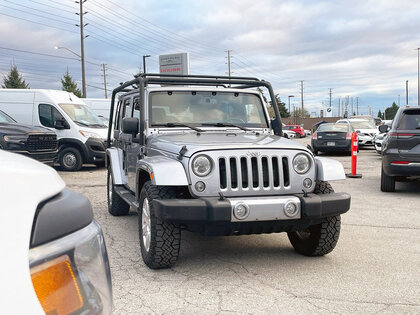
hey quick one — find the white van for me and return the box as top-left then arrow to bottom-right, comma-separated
0,89 -> 108,171
81,98 -> 111,119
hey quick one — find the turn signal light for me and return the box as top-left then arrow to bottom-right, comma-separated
312,132 -> 317,139
31,255 -> 84,315
346,132 -> 352,140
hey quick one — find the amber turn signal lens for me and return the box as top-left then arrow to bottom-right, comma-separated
31,255 -> 83,315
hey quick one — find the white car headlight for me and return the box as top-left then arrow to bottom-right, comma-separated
192,155 -> 212,177
293,153 -> 311,174
79,130 -> 101,138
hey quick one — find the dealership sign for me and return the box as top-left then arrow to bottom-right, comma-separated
159,53 -> 189,75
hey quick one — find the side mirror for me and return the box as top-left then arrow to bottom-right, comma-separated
54,119 -> 65,130
271,118 -> 282,136
122,117 -> 139,135
378,124 -> 388,133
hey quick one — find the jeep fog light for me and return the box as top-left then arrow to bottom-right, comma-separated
195,181 -> 206,192
233,203 -> 249,220
303,178 -> 312,188
284,201 -> 299,217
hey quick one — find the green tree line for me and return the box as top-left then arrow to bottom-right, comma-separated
2,65 -> 82,97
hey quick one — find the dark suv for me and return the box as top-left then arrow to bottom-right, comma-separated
380,106 -> 420,192
0,110 -> 58,164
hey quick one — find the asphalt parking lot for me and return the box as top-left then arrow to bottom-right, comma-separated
59,138 -> 420,314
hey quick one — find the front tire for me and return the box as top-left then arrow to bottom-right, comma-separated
381,166 -> 395,192
287,180 -> 341,256
139,182 -> 181,269
59,147 -> 82,171
107,166 -> 129,216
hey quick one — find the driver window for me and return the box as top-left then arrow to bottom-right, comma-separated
39,104 -> 65,128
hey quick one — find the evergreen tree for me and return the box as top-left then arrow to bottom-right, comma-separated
384,102 -> 399,120
2,65 -> 29,88
267,94 -> 290,118
377,110 -> 383,119
61,69 -> 82,97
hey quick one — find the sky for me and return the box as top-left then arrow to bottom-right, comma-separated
0,0 -> 420,117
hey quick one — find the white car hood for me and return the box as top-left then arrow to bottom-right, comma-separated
356,128 -> 379,135
0,150 -> 65,314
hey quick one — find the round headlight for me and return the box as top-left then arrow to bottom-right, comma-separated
293,154 -> 311,174
192,155 -> 212,177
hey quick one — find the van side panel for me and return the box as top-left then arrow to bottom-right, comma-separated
0,90 -> 35,124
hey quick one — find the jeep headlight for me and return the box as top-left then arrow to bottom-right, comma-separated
293,153 -> 311,174
192,155 -> 212,177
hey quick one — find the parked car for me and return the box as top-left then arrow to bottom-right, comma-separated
352,115 -> 378,126
304,129 -> 312,136
0,109 -> 57,164
0,89 -> 108,171
0,150 -> 112,314
374,133 -> 386,154
337,118 -> 378,146
106,74 -> 351,269
380,106 -> 420,192
283,129 -> 296,138
283,124 -> 306,137
312,123 -> 355,155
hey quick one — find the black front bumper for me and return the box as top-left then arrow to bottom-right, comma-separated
85,138 -> 106,164
153,192 -> 351,235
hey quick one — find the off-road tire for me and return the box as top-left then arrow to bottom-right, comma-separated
139,182 -> 181,269
381,166 -> 395,192
107,166 -> 129,216
59,147 -> 82,171
287,180 -> 341,256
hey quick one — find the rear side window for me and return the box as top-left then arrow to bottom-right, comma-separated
398,109 -> 420,130
39,104 -> 64,128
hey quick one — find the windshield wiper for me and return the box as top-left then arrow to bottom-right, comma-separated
202,122 -> 250,131
73,120 -> 89,127
156,123 -> 204,132
89,123 -> 107,128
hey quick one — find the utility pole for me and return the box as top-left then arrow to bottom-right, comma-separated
406,80 -> 409,105
338,98 -> 341,117
226,50 -> 232,78
300,80 -> 304,115
356,97 -> 359,115
417,48 -> 420,105
288,95 -> 294,115
101,64 -> 108,99
76,0 -> 88,98
328,88 -> 332,108
345,96 -> 349,118
398,94 -> 400,106
351,97 -> 354,116
143,55 -> 151,74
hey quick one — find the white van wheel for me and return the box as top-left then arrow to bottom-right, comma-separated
59,147 -> 82,171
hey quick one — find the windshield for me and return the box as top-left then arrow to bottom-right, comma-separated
59,103 -> 106,127
318,124 -> 349,132
349,120 -> 376,129
149,91 -> 268,128
0,110 -> 16,123
398,109 -> 420,130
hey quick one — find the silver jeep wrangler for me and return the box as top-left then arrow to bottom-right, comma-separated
106,74 -> 351,269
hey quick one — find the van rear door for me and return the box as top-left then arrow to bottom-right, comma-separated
396,108 -> 420,159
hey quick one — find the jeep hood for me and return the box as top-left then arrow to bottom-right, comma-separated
147,132 -> 310,157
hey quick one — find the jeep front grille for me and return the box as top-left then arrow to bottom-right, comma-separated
218,155 -> 290,191
26,134 -> 58,152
